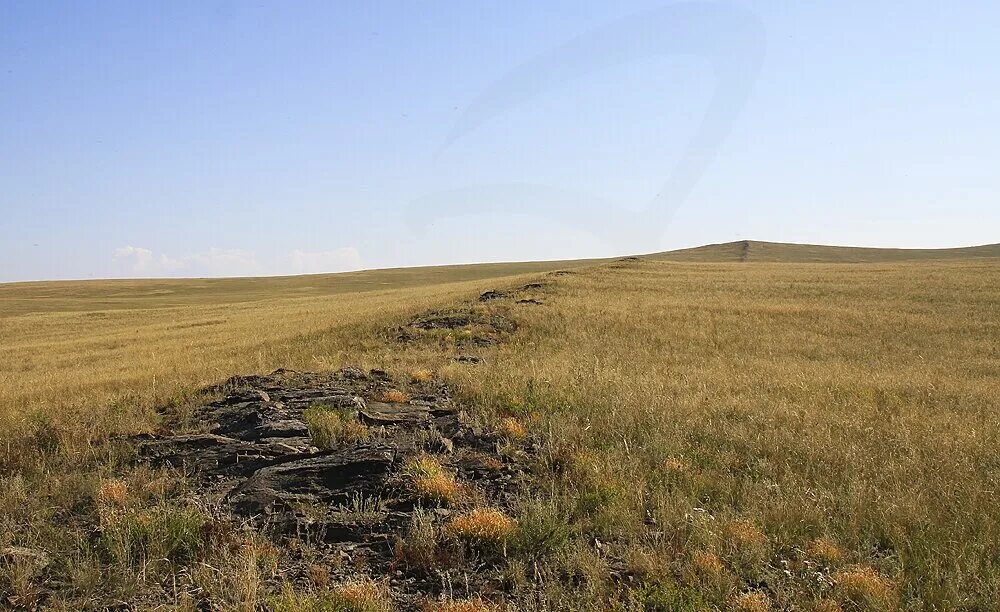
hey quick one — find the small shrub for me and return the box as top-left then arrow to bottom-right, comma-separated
446,508 -> 516,544
691,550 -> 723,577
97,479 -> 129,508
101,505 -> 208,568
496,417 -> 527,440
377,389 -> 410,403
308,564 -> 331,588
332,578 -> 392,612
271,579 -> 391,612
395,509 -> 440,572
410,369 -> 435,383
511,500 -> 570,559
807,536 -> 845,566
405,455 -> 460,504
732,590 -> 771,612
335,492 -> 387,524
421,598 -> 494,612
304,404 -> 369,449
833,566 -> 896,609
723,519 -> 768,549
636,582 -> 707,611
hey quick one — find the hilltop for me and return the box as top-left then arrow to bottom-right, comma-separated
651,239 -> 1000,263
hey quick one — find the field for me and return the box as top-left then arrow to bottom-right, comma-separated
1,242 -> 998,610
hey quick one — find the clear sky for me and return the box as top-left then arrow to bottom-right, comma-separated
2,1 -> 998,281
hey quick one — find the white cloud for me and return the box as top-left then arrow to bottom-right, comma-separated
112,246 -> 363,278
287,248 -> 363,274
113,245 -> 156,273
113,246 -> 260,277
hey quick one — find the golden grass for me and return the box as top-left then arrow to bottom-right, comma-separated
446,258 -> 1000,608
0,266 -> 560,444
271,578 -> 391,612
731,590 -> 772,612
1,250 -> 998,608
445,508 -> 517,543
331,578 -> 393,612
303,405 -> 370,448
807,536 -> 846,566
496,417 -> 527,440
376,389 -> 411,404
410,369 -> 435,383
405,455 -> 461,504
833,566 -> 896,609
421,598 -> 495,612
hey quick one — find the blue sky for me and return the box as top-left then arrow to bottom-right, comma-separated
1,1 -> 998,281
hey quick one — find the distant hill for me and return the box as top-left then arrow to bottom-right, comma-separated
652,240 -> 1000,263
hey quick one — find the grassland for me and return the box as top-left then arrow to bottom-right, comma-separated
1,242 -> 998,610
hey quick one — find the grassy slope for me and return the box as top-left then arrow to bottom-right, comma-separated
652,240 -> 1000,262
2,243 -> 999,609
452,256 -> 1000,608
0,259 -> 599,316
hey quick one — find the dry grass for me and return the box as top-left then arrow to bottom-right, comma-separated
833,566 -> 897,609
271,577 -> 392,612
1,247 -> 997,608
405,455 -> 461,504
375,389 -> 411,404
496,417 -> 527,440
445,508 -> 517,544
410,369 -> 435,383
807,536 -> 846,566
447,258 -> 1000,608
303,405 -> 370,448
421,598 -> 495,612
732,590 -> 772,612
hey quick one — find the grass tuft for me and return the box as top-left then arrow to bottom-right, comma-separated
833,566 -> 896,609
376,389 -> 411,403
303,404 -> 370,449
405,455 -> 461,504
410,369 -> 435,383
731,590 -> 772,612
446,508 -> 516,544
496,417 -> 527,440
807,536 -> 845,566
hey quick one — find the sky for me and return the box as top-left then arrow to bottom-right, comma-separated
1,1 -> 998,281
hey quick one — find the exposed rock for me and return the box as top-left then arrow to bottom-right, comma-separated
478,290 -> 507,301
136,367 -> 531,589
410,311 -> 474,330
139,433 -> 293,478
226,447 -> 397,518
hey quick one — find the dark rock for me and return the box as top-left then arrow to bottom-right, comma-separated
516,299 -> 543,305
358,403 -> 430,426
519,282 -> 545,291
410,312 -> 473,330
339,366 -> 367,380
478,290 -> 506,301
132,366 -> 534,604
453,355 -> 483,364
226,447 -> 396,517
138,433 -> 287,477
